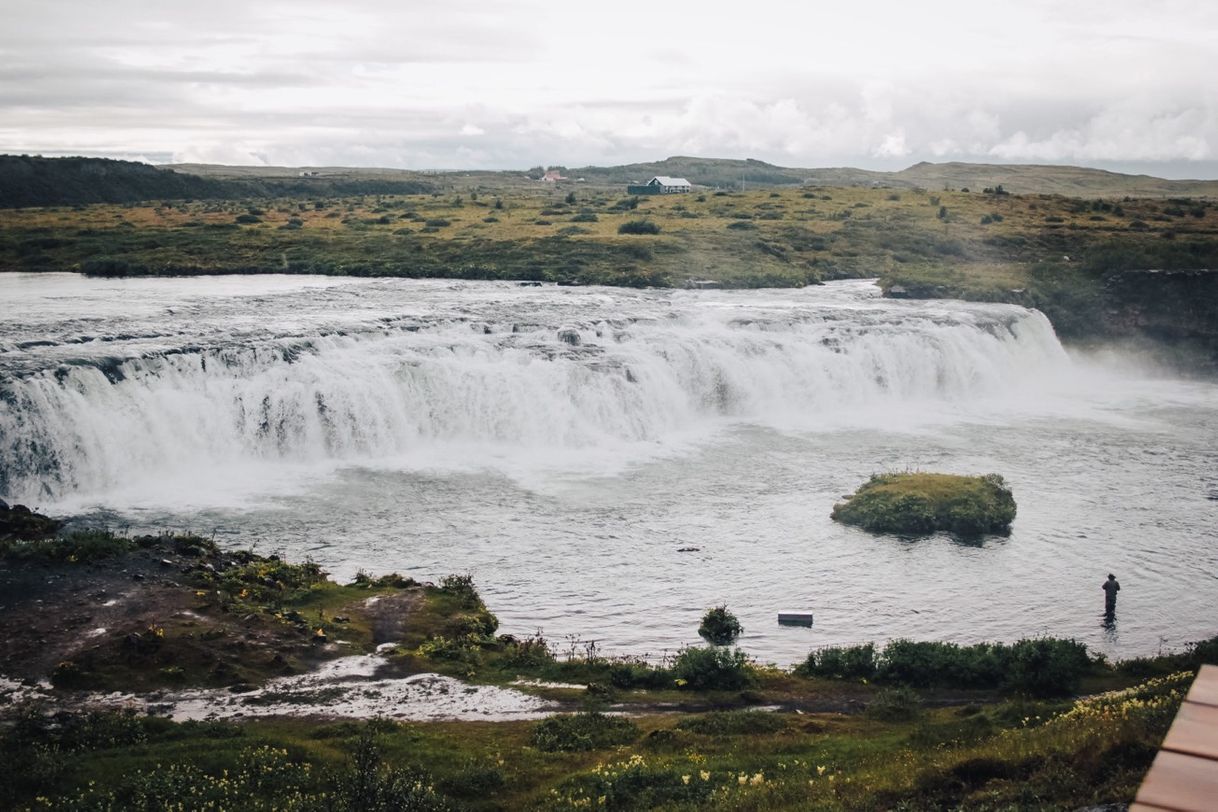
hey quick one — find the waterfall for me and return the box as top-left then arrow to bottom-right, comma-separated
0,279 -> 1069,503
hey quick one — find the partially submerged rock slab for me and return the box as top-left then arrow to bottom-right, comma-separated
778,612 -> 815,627
831,472 -> 1016,536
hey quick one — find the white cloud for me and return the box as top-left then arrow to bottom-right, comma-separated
875,130 -> 910,158
0,0 -> 1215,174
988,103 -> 1213,162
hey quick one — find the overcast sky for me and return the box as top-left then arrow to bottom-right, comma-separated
3,0 -> 1217,175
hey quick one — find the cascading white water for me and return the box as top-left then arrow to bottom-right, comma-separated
0,276 -> 1067,503
5,274 -> 1217,665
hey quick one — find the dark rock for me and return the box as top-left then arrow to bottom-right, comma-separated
677,547 -> 701,552
159,559 -> 174,568
131,573 -> 145,581
0,504 -> 61,540
332,615 -> 350,623
557,327 -> 582,346
0,498 -> 8,510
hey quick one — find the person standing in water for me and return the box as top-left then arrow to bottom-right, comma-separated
1102,573 -> 1120,615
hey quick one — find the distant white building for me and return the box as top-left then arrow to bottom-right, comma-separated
648,176 -> 692,193
628,176 -> 692,194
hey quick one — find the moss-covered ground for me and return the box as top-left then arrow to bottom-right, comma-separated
0,672 -> 1196,810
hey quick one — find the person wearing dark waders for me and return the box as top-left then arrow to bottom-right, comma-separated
1103,573 -> 1120,616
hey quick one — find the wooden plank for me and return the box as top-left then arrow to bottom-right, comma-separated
1135,750 -> 1218,811
1184,664 -> 1218,708
1162,700 -> 1218,760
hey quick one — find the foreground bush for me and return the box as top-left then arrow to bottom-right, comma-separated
530,712 -> 640,752
617,219 -> 660,235
671,646 -> 755,691
799,637 -> 1092,696
1117,634 -> 1218,677
799,642 -> 877,680
831,472 -> 1016,535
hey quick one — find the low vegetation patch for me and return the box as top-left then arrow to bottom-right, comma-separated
617,219 -> 660,235
676,710 -> 786,735
865,686 -> 923,721
530,712 -> 640,752
831,472 -> 1016,535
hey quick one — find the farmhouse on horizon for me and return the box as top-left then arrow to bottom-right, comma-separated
627,175 -> 693,194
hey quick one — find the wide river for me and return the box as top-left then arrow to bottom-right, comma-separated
2,273 -> 1215,666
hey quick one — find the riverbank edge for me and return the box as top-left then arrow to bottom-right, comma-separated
3,513 -> 1217,809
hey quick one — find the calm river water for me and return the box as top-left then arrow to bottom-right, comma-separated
2,273 -> 1215,665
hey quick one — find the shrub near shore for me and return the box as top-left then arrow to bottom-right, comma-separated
799,637 -> 1092,696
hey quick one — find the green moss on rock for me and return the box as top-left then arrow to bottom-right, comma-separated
831,472 -> 1016,535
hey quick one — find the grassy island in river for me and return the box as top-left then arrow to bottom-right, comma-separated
831,472 -> 1017,535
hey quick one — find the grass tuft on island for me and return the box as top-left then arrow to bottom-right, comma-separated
832,472 -> 1016,536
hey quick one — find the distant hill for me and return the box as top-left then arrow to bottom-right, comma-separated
571,156 -> 891,189
5,154 -> 1217,208
0,155 -> 435,208
572,156 -> 1218,197
889,161 -> 1218,197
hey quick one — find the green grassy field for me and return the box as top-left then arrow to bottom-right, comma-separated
1,658 -> 1199,810
4,182 -> 1216,327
